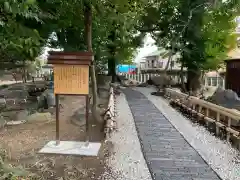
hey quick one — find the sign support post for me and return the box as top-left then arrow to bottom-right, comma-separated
55,94 -> 60,145
85,95 -> 89,145
39,51 -> 101,156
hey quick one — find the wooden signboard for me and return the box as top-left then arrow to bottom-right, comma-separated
53,64 -> 89,95
47,51 -> 92,145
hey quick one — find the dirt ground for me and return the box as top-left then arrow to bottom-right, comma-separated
0,93 -> 112,179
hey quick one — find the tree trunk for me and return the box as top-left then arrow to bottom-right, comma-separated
22,67 -> 27,83
84,3 -> 101,123
108,56 -> 116,83
107,28 -> 117,83
186,69 -> 202,95
180,62 -> 187,92
164,50 -> 173,72
11,73 -> 17,82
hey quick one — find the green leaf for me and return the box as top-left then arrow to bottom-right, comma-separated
29,49 -> 34,58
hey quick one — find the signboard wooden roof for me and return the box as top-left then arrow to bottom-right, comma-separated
47,51 -> 93,65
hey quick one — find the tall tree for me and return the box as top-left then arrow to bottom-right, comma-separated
0,0 -> 49,82
138,0 -> 239,92
203,1 -> 238,71
179,0 -> 207,92
32,0 -> 146,122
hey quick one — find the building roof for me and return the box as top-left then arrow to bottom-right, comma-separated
144,48 -> 181,61
223,49 -> 240,63
205,71 -> 219,77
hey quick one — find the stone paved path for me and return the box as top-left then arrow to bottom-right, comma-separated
123,88 -> 221,180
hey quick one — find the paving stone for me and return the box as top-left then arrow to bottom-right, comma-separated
123,88 -> 221,180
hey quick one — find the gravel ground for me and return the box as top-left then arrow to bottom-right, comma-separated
135,87 -> 240,180
99,93 -> 152,180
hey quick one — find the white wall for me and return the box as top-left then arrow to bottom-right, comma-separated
158,58 -> 182,70
41,68 -> 52,76
140,51 -> 183,70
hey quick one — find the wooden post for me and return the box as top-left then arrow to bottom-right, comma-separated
192,104 -> 196,117
223,78 -> 225,89
85,95 -> 89,142
55,94 -> 60,145
198,106 -> 202,121
216,112 -> 220,136
227,117 -> 231,142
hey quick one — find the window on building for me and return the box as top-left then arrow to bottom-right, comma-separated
207,77 -> 211,86
212,77 -> 217,86
151,60 -> 154,68
219,78 -> 224,88
158,62 -> 163,68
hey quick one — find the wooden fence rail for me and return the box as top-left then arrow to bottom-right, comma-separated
164,88 -> 240,149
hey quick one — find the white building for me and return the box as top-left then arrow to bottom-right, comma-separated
140,49 -> 182,70
235,16 -> 240,33
41,64 -> 53,76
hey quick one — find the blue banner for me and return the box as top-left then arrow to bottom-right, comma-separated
117,64 -> 136,73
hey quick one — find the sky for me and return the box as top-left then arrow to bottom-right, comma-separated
40,34 -> 157,64
40,47 -> 50,60
134,34 -> 158,63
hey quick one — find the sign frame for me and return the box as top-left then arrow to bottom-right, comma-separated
47,51 -> 92,144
